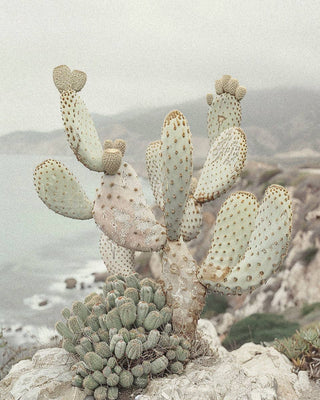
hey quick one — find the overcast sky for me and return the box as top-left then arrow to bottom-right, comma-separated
1,0 -> 319,136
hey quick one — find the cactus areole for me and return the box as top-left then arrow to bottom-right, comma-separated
34,66 -> 293,351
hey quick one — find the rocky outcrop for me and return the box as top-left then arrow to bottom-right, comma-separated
0,320 -> 313,400
0,347 -> 85,400
138,338 -> 311,400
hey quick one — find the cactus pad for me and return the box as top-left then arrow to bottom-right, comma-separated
207,74 -> 246,144
99,234 -> 135,276
93,162 -> 167,252
60,90 -> 104,172
145,140 -> 164,210
180,197 -> 203,241
194,127 -> 247,203
161,110 -> 193,240
198,185 -> 292,295
33,159 -> 93,219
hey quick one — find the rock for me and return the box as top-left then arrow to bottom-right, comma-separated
0,322 -> 313,400
0,348 -> 85,400
64,277 -> 77,289
212,312 -> 235,336
137,326 -> 311,400
92,272 -> 108,282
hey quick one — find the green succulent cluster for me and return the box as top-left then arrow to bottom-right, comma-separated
56,274 -> 191,399
274,324 -> 320,379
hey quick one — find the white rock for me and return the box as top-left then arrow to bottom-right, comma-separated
0,348 -> 85,400
138,329 -> 311,400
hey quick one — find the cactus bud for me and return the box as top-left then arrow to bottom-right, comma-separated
132,364 -> 144,377
124,287 -> 139,304
94,386 -> 108,400
170,361 -> 184,374
72,374 -> 83,387
108,386 -> 119,400
84,352 -> 104,371
118,301 -> 137,328
92,370 -> 107,385
107,373 -> 120,387
83,374 -> 99,390
94,342 -> 112,358
151,355 -> 169,375
126,339 -> 142,360
153,288 -> 166,309
144,310 -> 163,331
119,370 -> 134,388
140,286 -> 153,303
55,321 -> 74,340
72,301 -> 89,321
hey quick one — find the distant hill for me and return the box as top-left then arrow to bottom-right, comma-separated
1,87 -> 320,169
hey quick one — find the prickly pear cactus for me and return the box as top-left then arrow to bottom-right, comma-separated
34,66 -> 293,348
56,274 -> 190,399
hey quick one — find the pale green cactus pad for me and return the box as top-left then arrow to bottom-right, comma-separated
207,74 -> 246,144
198,185 -> 292,295
99,234 -> 135,276
93,162 -> 167,252
194,127 -> 247,203
161,110 -> 193,241
145,140 -> 164,210
180,197 -> 203,241
33,159 -> 93,219
60,90 -> 104,172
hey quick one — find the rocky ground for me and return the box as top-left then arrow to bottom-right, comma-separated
1,320 -> 319,400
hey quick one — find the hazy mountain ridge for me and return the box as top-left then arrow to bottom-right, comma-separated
1,87 -> 319,166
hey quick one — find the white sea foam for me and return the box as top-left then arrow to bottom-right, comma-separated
23,294 -> 65,310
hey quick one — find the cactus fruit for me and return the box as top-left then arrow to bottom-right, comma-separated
102,148 -> 122,175
56,274 -> 190,399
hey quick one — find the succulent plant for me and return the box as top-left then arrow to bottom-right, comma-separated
274,324 -> 320,379
56,274 -> 189,399
35,66 -> 292,344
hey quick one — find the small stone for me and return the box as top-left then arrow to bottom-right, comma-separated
65,278 -> 77,289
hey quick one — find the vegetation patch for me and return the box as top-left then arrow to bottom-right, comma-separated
300,247 -> 318,265
201,293 -> 229,319
274,324 -> 320,379
222,313 -> 299,350
301,302 -> 320,316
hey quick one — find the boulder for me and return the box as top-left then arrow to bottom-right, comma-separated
0,348 -> 85,400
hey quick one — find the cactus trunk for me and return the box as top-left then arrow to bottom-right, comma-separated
160,238 -> 206,339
